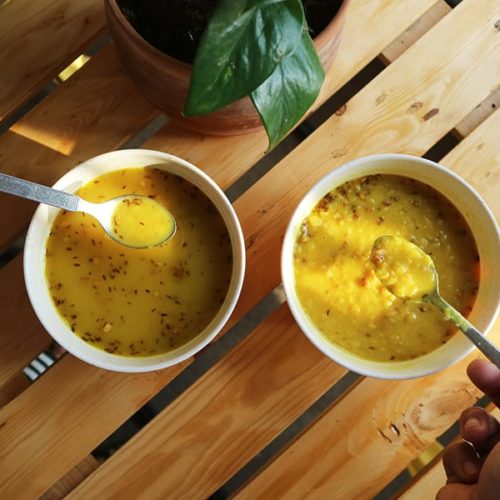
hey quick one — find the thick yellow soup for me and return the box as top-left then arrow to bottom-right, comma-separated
294,175 -> 479,362
46,167 -> 233,357
371,235 -> 437,301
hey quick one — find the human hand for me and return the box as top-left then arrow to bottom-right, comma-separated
437,359 -> 500,500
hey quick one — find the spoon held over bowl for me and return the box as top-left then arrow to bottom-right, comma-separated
371,235 -> 500,368
0,172 -> 176,249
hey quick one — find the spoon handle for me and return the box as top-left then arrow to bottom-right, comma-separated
427,293 -> 500,368
0,172 -> 79,211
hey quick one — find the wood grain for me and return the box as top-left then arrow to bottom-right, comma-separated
0,355 -> 188,497
380,1 -> 451,63
378,0 -> 499,142
68,305 -> 348,498
0,0 -> 438,416
0,0 -> 440,417
0,257 -> 51,399
399,408 -> 500,500
230,0 -> 500,327
453,86 -> 500,139
0,0 -> 105,122
71,99 -> 500,498
0,0 -> 484,497
142,0 -> 442,190
0,45 -> 159,252
0,1 -> 440,254
41,455 -> 100,500
237,108 -> 500,498
69,16 -> 500,498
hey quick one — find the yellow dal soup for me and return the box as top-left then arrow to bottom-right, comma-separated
371,235 -> 437,301
293,174 -> 479,362
46,167 -> 232,357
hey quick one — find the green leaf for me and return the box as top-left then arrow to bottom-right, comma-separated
251,30 -> 324,151
183,0 -> 304,116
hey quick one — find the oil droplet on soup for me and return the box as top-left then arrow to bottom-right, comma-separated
45,167 -> 233,357
112,196 -> 175,248
371,235 -> 437,301
293,174 -> 479,362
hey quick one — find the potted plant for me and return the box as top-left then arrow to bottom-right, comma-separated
105,0 -> 350,150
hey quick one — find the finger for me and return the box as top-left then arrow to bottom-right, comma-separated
477,443 -> 500,500
436,483 -> 476,500
461,407 -> 500,454
467,359 -> 500,408
442,441 -> 481,484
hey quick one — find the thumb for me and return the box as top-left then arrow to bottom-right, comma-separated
477,442 -> 500,500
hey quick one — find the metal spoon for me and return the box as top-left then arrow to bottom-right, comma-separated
371,235 -> 500,367
0,172 -> 176,249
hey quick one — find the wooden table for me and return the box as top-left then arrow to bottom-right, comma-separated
1,0 -> 499,498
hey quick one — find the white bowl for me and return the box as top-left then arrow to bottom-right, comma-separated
281,154 -> 500,379
24,149 -> 245,372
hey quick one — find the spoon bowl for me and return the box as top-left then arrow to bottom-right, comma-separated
79,194 -> 176,248
371,235 -> 500,368
0,172 -> 176,248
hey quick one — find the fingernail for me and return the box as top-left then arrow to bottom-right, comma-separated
463,461 -> 478,478
463,417 -> 483,433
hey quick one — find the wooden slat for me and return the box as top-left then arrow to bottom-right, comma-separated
0,0 -> 440,407
142,0 -> 442,190
72,103 -> 500,498
0,0 -> 438,409
237,113 -> 500,498
0,0 -> 105,122
0,355 -> 189,498
0,1 -> 456,496
380,0 -> 451,63
236,350 -> 488,498
453,87 -> 500,139
68,305 -> 348,498
41,456 -> 100,500
0,45 -> 159,252
378,0 -> 499,141
0,0 -> 441,252
230,0 -> 500,325
0,258 -> 51,395
67,0 -> 498,497
399,408 -> 500,500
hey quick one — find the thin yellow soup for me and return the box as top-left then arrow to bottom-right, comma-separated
294,175 -> 479,362
46,167 -> 233,357
111,196 -> 175,248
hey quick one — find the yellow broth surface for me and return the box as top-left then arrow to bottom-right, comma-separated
46,167 -> 232,357
294,175 -> 479,362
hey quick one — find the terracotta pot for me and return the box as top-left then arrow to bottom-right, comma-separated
105,0 -> 350,136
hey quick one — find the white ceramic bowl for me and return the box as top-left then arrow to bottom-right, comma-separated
24,149 -> 245,372
281,154 -> 500,379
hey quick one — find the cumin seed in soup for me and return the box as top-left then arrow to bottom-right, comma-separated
293,174 -> 480,362
45,167 -> 233,357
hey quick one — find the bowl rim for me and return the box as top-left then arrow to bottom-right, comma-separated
281,153 -> 500,379
24,149 -> 246,372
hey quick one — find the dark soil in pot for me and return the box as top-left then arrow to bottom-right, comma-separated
118,0 -> 344,64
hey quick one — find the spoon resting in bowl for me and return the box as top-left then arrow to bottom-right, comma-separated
0,172 -> 176,249
370,235 -> 500,367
